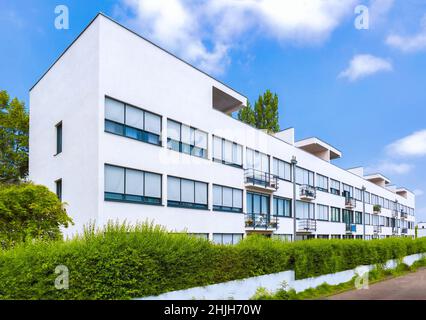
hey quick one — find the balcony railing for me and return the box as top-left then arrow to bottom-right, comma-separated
299,185 -> 316,200
373,225 -> 382,234
244,169 -> 278,191
345,224 -> 357,233
401,228 -> 408,234
297,219 -> 317,233
245,213 -> 278,230
345,197 -> 357,209
400,211 -> 408,219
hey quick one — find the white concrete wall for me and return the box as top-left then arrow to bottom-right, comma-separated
29,18 -> 101,237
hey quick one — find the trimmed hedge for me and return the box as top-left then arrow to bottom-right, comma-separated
0,223 -> 425,300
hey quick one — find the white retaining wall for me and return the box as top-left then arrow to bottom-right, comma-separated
138,253 -> 426,300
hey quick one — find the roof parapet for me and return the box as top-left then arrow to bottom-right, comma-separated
274,128 -> 295,146
347,167 -> 364,177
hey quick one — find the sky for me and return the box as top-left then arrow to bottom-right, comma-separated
0,0 -> 425,221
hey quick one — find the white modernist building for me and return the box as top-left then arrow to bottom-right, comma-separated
29,14 -> 416,243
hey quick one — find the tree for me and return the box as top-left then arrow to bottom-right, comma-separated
0,90 -> 29,183
237,101 -> 255,126
0,183 -> 73,248
238,90 -> 280,133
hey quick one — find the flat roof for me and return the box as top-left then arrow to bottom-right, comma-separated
30,12 -> 248,101
295,137 -> 342,160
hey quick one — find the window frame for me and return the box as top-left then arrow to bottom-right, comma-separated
212,135 -> 243,169
167,119 -> 208,159
167,176 -> 209,210
104,96 -> 162,146
55,121 -> 62,155
213,184 -> 243,213
104,164 -> 162,205
273,196 -> 292,218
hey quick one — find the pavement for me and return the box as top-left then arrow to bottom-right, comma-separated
328,268 -> 426,300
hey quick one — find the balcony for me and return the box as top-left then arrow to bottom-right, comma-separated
401,228 -> 408,234
245,213 -> 278,230
345,197 -> 356,209
244,169 -> 278,192
345,224 -> 357,234
373,225 -> 382,234
297,219 -> 317,234
299,185 -> 316,201
400,211 -> 408,219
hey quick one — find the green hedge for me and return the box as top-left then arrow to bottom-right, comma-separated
0,223 -> 425,300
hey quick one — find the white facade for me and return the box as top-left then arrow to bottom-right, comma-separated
29,14 -> 416,242
417,222 -> 426,238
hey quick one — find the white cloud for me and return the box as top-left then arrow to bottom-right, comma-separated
387,130 -> 426,157
413,189 -> 424,197
367,161 -> 413,175
117,0 -> 356,74
338,54 -> 393,81
386,14 -> 426,53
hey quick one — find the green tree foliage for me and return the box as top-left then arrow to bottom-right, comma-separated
0,90 -> 29,183
0,183 -> 73,248
0,226 -> 425,300
238,90 -> 280,133
237,101 -> 255,126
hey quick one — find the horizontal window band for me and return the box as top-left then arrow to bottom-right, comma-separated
167,200 -> 208,210
105,120 -> 161,146
105,192 -> 162,205
167,139 -> 207,159
213,206 -> 243,213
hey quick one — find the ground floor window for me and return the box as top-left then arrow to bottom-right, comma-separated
188,233 -> 209,240
355,235 -> 363,239
212,233 -> 243,245
342,235 -> 353,239
331,235 -> 341,239
272,234 -> 292,242
317,234 -> 329,239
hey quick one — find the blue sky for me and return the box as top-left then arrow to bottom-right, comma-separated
1,0 -> 425,221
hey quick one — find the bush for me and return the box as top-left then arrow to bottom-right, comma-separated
0,223 -> 425,300
0,183 -> 73,249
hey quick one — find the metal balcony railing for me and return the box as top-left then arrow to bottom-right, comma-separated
299,185 -> 316,200
245,213 -> 278,230
297,219 -> 317,233
373,225 -> 382,234
345,197 -> 357,209
244,169 -> 278,190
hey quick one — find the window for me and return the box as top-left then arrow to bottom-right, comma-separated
330,179 -> 340,195
273,197 -> 292,217
167,119 -> 207,158
384,199 -> 390,209
342,210 -> 353,224
272,158 -> 291,181
246,148 -> 269,173
355,211 -> 362,224
379,197 -> 384,207
331,235 -> 341,239
354,188 -> 362,201
212,233 -> 243,245
247,192 -> 270,215
296,201 -> 314,219
167,176 -> 208,209
371,194 -> 379,205
104,165 -> 161,205
55,179 -> 62,201
105,97 -> 161,145
272,234 -> 292,242
188,233 -> 209,240
317,204 -> 329,221
295,167 -> 314,186
317,235 -> 329,239
342,184 -> 354,198
330,207 -> 340,222
365,213 -> 371,225
55,122 -> 62,155
365,191 -> 371,204
213,185 -> 243,213
316,174 -> 328,192
212,136 -> 243,168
